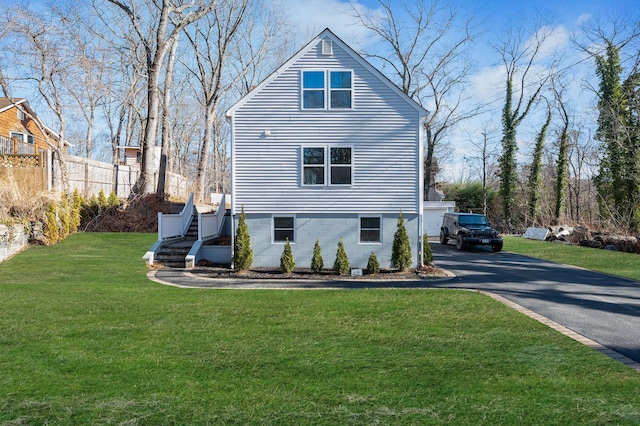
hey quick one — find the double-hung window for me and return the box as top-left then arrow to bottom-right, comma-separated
302,70 -> 352,110
302,146 -> 352,186
273,216 -> 295,243
360,216 -> 381,243
330,71 -> 352,109
302,71 -> 325,109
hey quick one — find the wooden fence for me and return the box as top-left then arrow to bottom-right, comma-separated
0,137 -> 188,199
60,155 -> 188,199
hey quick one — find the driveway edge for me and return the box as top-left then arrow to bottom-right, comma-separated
476,289 -> 640,372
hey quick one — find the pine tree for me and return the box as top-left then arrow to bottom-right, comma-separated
45,202 -> 59,245
366,252 -> 380,275
423,233 -> 432,266
333,238 -> 350,275
391,210 -> 412,271
59,193 -> 70,238
311,239 -> 324,273
108,191 -> 120,209
70,189 -> 83,233
280,239 -> 295,273
97,190 -> 108,209
233,207 -> 253,270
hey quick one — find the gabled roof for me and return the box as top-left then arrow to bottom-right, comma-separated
0,97 -> 28,114
0,97 -> 72,147
226,28 -> 427,118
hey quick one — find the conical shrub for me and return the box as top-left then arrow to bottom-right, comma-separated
391,210 -> 412,271
311,239 -> 324,273
333,238 -> 350,275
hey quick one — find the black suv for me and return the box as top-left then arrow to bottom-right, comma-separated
440,212 -> 503,252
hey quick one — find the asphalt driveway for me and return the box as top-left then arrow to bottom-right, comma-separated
429,241 -> 640,365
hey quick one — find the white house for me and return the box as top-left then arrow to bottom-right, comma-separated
225,28 -> 427,269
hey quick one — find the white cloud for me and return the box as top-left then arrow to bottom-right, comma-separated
282,0 -> 378,50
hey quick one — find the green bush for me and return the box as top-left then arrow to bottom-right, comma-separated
333,238 -> 350,275
108,191 -> 120,209
59,193 -> 70,238
366,252 -> 380,275
391,210 -> 412,271
71,189 -> 83,233
280,239 -> 295,273
233,207 -> 253,270
45,202 -> 59,245
423,233 -> 433,266
311,239 -> 324,273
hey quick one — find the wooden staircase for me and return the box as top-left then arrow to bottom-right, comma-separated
153,211 -> 198,268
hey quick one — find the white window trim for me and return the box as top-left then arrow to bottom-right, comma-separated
272,214 -> 296,244
301,69 -> 326,110
359,215 -> 382,244
301,145 -> 353,187
300,69 -> 354,111
10,132 -> 25,143
329,70 -> 353,110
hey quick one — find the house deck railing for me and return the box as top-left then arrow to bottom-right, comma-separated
0,135 -> 40,155
158,192 -> 194,240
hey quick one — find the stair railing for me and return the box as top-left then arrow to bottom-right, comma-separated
158,192 -> 194,240
198,193 -> 227,241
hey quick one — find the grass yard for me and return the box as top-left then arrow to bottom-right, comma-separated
1,233 -> 640,425
504,235 -> 640,281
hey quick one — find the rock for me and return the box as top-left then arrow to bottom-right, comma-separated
604,244 -> 618,251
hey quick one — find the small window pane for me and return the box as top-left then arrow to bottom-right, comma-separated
330,90 -> 351,108
304,147 -> 325,165
331,147 -> 351,164
331,166 -> 351,185
330,71 -> 351,88
274,216 -> 295,242
304,167 -> 325,185
360,217 -> 381,242
304,90 -> 324,109
274,229 -> 294,242
274,217 -> 294,228
303,71 -> 325,88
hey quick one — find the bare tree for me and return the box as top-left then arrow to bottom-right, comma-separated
183,0 -> 284,201
495,21 -> 557,228
351,0 -> 478,200
464,125 -> 499,216
9,6 -> 74,192
103,0 -> 216,194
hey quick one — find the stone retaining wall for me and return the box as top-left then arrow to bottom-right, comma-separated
0,223 -> 29,262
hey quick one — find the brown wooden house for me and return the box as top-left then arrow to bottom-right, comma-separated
0,97 -> 69,154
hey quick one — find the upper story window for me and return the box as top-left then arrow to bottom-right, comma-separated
17,109 -> 25,120
302,70 -> 352,110
10,132 -> 25,143
302,71 -> 325,109
302,146 -> 352,186
330,71 -> 352,109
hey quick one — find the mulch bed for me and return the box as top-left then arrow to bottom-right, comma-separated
190,264 -> 449,281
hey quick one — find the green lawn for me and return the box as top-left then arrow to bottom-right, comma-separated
1,233 -> 639,425
504,235 -> 640,281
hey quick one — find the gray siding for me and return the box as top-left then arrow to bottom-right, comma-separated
243,213 -> 420,269
231,39 -> 422,215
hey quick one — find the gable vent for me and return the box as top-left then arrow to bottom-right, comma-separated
321,39 -> 333,55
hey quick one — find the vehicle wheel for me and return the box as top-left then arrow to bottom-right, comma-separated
456,235 -> 466,251
439,230 -> 448,245
492,242 -> 503,252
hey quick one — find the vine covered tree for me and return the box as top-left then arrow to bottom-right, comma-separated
496,23 -> 555,228
528,105 -> 552,226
